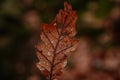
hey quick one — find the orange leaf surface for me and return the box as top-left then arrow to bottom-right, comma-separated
35,2 -> 78,80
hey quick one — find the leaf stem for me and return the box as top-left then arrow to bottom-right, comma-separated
49,15 -> 68,80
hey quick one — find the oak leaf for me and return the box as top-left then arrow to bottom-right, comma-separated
35,2 -> 78,80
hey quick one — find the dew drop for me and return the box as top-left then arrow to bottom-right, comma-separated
36,63 -> 45,71
51,41 -> 54,43
62,60 -> 67,68
66,44 -> 71,47
70,47 -> 75,51
66,50 -> 70,53
38,62 -> 41,65
54,23 -> 57,26
47,52 -> 51,56
46,63 -> 49,66
40,67 -> 45,71
71,28 -> 73,31
43,61 -> 46,64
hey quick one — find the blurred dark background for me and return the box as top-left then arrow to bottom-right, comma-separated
0,0 -> 120,80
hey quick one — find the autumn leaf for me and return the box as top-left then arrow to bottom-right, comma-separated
35,2 -> 78,80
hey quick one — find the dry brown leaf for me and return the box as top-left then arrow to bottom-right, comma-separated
35,2 -> 78,80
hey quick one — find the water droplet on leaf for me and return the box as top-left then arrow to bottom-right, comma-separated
62,60 -> 67,68
43,61 -> 46,64
40,67 -> 45,71
47,52 -> 51,56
